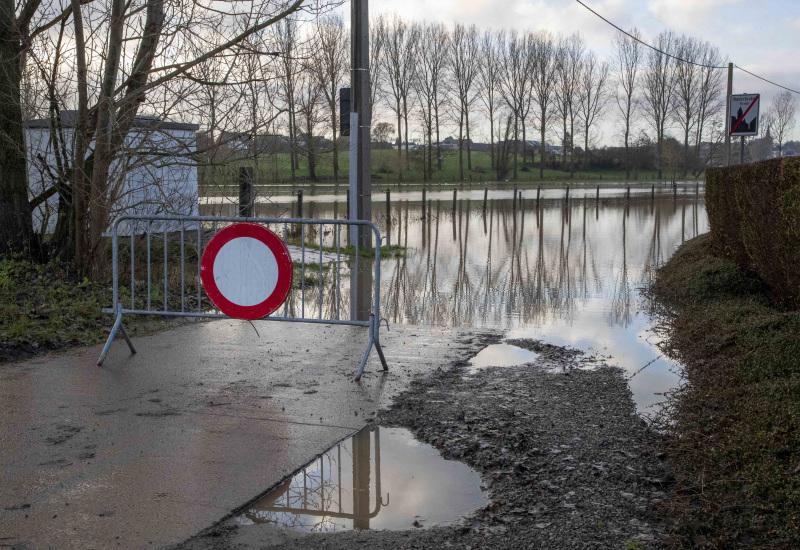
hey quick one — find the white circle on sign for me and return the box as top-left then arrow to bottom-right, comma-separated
213,237 -> 279,307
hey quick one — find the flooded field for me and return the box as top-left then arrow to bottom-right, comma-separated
201,186 -> 707,415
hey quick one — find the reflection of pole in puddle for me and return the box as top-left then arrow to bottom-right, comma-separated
350,256 -> 373,321
352,426 -> 372,530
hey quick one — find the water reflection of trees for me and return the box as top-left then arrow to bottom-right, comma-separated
198,195 -> 707,330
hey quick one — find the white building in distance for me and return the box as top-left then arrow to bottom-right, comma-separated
25,111 -> 199,234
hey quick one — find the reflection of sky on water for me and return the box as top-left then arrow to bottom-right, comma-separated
236,426 -> 486,532
202,192 -> 708,414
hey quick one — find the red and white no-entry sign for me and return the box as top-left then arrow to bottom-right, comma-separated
200,223 -> 293,320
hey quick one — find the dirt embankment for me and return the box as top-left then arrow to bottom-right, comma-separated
176,338 -> 671,550
650,233 -> 800,548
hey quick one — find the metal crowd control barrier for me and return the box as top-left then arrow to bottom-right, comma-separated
98,214 -> 389,381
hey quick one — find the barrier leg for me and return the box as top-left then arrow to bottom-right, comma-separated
97,305 -> 136,367
354,337 -> 374,382
119,321 -> 137,355
374,339 -> 388,372
97,311 -> 123,366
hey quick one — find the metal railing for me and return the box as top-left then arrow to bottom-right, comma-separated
97,214 -> 388,381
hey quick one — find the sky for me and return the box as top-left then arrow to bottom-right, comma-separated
338,0 -> 800,145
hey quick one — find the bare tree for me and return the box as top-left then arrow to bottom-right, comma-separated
672,35 -> 702,177
295,60 -> 327,183
554,33 -> 584,177
643,31 -> 678,180
498,30 -> 531,180
311,14 -> 348,182
612,28 -> 643,180
530,30 -> 558,181
448,23 -> 480,181
768,91 -> 797,157
477,30 -> 502,170
369,14 -> 386,115
412,21 -> 448,181
382,15 -> 417,182
577,51 -> 609,170
275,18 -> 301,182
693,43 -> 725,175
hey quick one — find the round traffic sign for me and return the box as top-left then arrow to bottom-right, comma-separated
200,223 -> 293,320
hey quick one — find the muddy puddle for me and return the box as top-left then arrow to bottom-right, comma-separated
468,343 -> 540,373
235,426 -> 487,532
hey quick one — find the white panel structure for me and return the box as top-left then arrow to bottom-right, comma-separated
25,112 -> 199,235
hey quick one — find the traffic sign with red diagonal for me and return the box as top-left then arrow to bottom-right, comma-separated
729,94 -> 760,136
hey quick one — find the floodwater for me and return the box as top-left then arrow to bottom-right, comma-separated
235,426 -> 487,532
200,186 -> 707,414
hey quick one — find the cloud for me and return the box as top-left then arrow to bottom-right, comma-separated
647,0 -> 746,30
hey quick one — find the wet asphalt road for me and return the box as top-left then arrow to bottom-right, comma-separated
0,320 -> 493,549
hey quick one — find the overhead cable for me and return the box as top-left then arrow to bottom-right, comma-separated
576,0 -> 800,95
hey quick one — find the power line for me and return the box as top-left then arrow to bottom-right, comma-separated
576,0 -> 800,96
575,0 -> 726,69
733,65 -> 800,96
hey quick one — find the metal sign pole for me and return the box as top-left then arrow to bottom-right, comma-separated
725,63 -> 733,166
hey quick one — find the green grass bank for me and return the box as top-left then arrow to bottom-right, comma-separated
651,233 -> 800,548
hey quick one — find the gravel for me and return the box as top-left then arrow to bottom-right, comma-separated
173,337 -> 671,550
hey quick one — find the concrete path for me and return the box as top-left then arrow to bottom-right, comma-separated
0,321 -> 491,549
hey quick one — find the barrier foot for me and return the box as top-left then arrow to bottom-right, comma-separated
97,312 -> 123,366
119,321 -> 136,355
354,337 -> 374,382
97,311 -> 136,366
374,339 -> 388,372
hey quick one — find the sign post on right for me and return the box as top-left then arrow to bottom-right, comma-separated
729,93 -> 760,136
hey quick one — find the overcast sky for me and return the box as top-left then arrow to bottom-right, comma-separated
342,0 -> 800,144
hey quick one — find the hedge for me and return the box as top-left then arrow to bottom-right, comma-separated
706,157 -> 800,307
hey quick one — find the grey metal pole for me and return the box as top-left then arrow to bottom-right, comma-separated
349,0 -> 371,249
726,62 -> 733,166
740,136 -> 745,165
350,0 -> 372,322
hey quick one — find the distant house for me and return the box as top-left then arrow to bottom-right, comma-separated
25,111 -> 199,234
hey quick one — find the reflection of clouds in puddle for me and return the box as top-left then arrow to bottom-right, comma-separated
236,426 -> 486,532
468,343 -> 540,373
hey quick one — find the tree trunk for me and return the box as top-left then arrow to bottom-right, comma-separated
403,98 -> 410,172
0,0 -> 36,257
489,109 -> 495,170
512,114 -> 518,180
396,101 -> 402,183
466,108 -> 472,176
539,108 -> 546,181
458,109 -> 464,181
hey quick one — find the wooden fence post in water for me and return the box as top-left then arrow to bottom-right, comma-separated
596,185 -> 600,202
386,190 -> 391,224
296,189 -> 303,218
537,186 -> 541,208
452,188 -> 457,214
422,188 -> 427,218
565,185 -> 570,204
626,185 -> 630,202
238,167 -> 254,217
483,188 -> 488,212
651,184 -> 655,201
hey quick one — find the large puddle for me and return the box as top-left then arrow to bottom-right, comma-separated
235,426 -> 487,532
202,187 -> 708,414
468,343 -> 540,373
